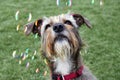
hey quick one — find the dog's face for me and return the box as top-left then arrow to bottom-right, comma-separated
24,13 -> 91,59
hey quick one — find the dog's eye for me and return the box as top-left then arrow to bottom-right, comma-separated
64,20 -> 72,25
45,24 -> 51,30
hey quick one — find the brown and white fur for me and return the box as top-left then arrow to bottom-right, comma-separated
24,13 -> 97,80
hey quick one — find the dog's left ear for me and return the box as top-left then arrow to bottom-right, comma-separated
72,14 -> 92,28
24,19 -> 43,36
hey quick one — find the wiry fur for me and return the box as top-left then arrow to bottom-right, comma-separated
24,13 -> 97,80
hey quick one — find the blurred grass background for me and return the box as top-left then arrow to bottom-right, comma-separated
0,0 -> 120,80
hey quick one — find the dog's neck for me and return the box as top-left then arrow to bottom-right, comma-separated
54,56 -> 72,75
49,53 -> 83,76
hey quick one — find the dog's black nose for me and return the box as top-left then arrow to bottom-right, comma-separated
53,23 -> 64,33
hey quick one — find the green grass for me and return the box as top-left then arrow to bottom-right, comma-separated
0,0 -> 120,80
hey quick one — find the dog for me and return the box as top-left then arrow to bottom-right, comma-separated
24,13 -> 97,80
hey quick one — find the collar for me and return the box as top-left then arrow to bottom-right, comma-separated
52,65 -> 84,80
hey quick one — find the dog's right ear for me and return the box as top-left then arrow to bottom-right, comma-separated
24,19 -> 43,36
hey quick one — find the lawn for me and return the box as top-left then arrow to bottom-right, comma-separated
0,0 -> 120,80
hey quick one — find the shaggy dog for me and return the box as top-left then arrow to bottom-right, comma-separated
24,13 -> 97,80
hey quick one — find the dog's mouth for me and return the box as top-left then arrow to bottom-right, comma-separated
54,34 -> 68,42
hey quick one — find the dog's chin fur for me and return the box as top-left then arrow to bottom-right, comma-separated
54,37 -> 71,59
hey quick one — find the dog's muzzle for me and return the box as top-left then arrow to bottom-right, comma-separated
53,23 -> 69,42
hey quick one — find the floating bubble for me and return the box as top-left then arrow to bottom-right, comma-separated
36,68 -> 39,73
91,0 -> 94,4
100,0 -> 103,6
20,53 -> 23,57
12,50 -> 16,58
43,71 -> 47,76
26,62 -> 30,68
21,52 -> 29,60
44,59 -> 48,65
56,0 -> 59,6
56,0 -> 72,7
66,0 -> 72,7
16,24 -> 20,31
28,13 -> 32,22
19,60 -> 22,64
24,26 -> 27,33
25,48 -> 29,53
31,56 -> 34,60
22,55 -> 26,61
15,10 -> 19,21
34,50 -> 37,55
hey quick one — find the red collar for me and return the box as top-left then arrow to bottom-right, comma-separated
52,65 -> 84,80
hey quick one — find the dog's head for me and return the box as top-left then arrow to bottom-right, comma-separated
24,13 -> 91,59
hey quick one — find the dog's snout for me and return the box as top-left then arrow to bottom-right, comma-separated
53,23 -> 64,33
